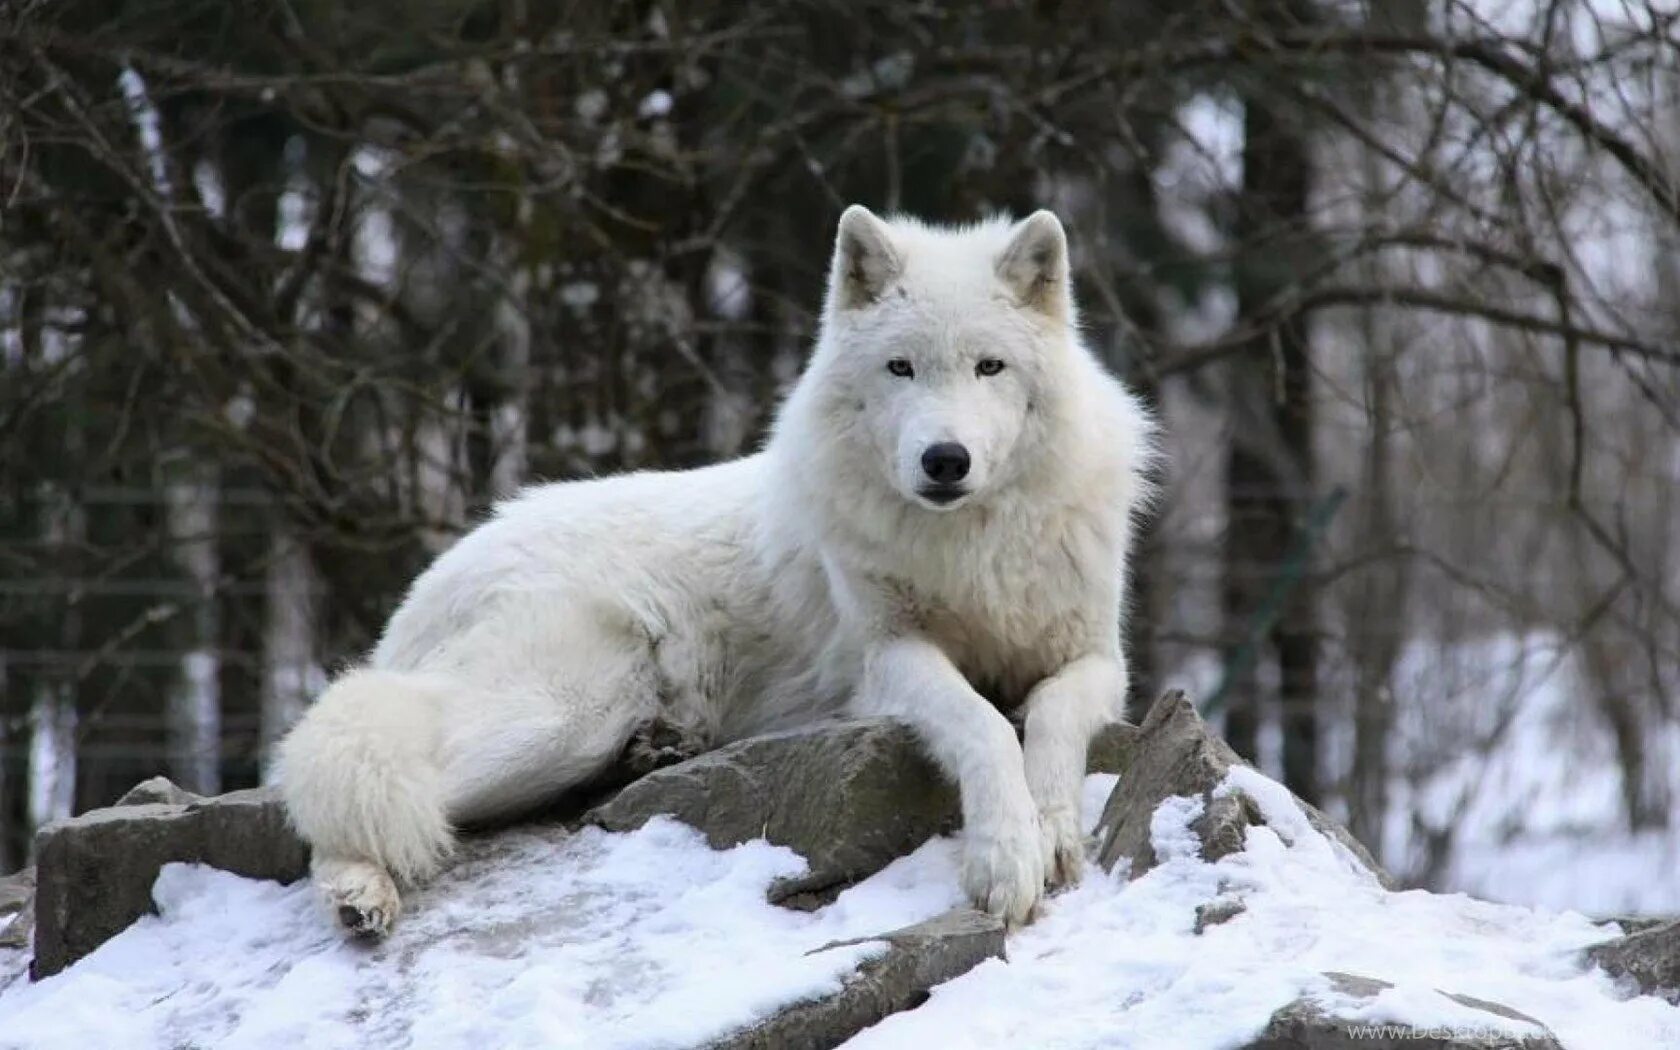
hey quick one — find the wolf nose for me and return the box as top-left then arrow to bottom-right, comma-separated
921,442 -> 971,484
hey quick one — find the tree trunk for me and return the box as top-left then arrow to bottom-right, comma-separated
0,654 -> 10,872
28,685 -> 77,832
167,462 -> 222,794
1347,345 -> 1404,847
489,7 -> 533,502
260,525 -> 318,779
29,482 -> 82,840
489,228 -> 533,501
1224,21 -> 1319,800
1343,0 -> 1423,858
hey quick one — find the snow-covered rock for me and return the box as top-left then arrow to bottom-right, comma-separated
712,909 -> 1005,1049
0,816 -> 981,1049
1249,971 -> 1560,1049
5,698 -> 1678,1048
114,776 -> 204,808
841,774 -> 1676,1049
1588,919 -> 1680,1004
1095,691 -> 1395,889
588,719 -> 959,904
32,786 -> 307,976
24,716 -> 1133,982
594,718 -> 1136,905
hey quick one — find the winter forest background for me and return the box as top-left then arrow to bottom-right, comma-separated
2,0 -> 1678,914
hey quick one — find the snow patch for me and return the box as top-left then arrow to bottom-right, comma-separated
1387,634 -> 1680,916
4,777 -> 1678,1049
1222,765 -> 1379,884
1150,794 -> 1207,863
0,818 -> 958,1050
847,774 -> 1680,1049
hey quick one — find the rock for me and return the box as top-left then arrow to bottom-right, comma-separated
588,719 -> 960,901
27,716 -> 1128,981
708,909 -> 1005,1049
0,866 -> 34,952
1193,896 -> 1247,934
1094,691 -> 1396,889
1245,971 -> 1561,1049
115,776 -> 203,808
590,715 -> 1137,904
1586,918 -> 1680,1002
33,786 -> 308,977
1087,720 -> 1139,776
1595,914 -> 1673,936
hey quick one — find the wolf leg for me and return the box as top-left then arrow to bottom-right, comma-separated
853,636 -> 1044,927
1022,653 -> 1127,888
277,669 -> 455,937
312,855 -> 403,939
279,598 -> 665,937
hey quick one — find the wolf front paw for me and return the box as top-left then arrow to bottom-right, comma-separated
315,857 -> 403,940
961,816 -> 1045,928
1038,803 -> 1085,890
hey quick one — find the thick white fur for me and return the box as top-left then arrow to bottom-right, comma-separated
277,207 -> 1153,934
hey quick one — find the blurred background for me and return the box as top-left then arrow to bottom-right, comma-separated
1,0 -> 1677,915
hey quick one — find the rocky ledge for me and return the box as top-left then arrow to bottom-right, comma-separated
0,693 -> 1625,1047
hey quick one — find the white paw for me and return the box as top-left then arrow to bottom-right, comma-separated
1038,803 -> 1085,890
961,813 -> 1045,928
315,857 -> 403,939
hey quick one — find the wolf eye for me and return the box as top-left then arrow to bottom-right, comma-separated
886,358 -> 915,378
976,358 -> 1006,377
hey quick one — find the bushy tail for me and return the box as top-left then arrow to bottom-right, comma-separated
275,669 -> 454,883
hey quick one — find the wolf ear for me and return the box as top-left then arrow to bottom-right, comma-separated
995,210 -> 1069,318
829,205 -> 902,310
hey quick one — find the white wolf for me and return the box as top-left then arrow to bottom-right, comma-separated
277,206 -> 1153,937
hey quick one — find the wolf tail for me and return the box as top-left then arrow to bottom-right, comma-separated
275,669 -> 454,882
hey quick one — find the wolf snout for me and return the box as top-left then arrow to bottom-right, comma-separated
920,442 -> 971,484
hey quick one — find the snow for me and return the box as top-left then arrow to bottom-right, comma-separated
1220,766 -> 1376,883
0,818 -> 957,1050
1450,832 -> 1680,918
3,773 -> 1677,1049
638,90 -> 674,119
1386,634 -> 1680,917
1147,793 -> 1206,866
850,773 -> 1680,1050
117,67 -> 172,199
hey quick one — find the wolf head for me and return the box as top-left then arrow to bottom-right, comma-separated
801,206 -> 1078,513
